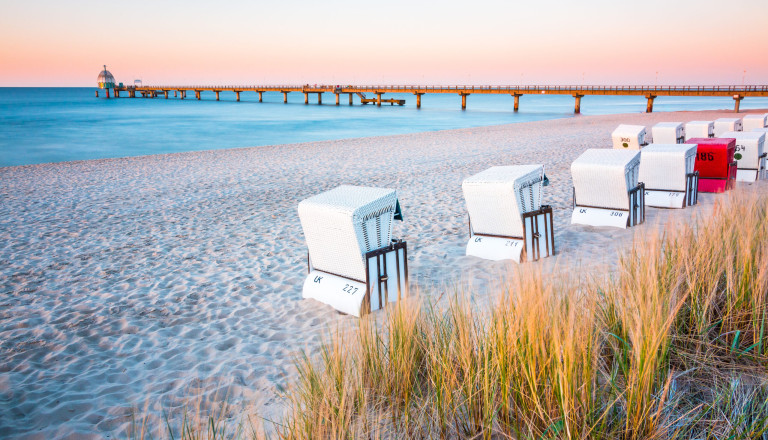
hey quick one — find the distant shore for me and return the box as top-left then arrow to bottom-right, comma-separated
1,109 -> 766,438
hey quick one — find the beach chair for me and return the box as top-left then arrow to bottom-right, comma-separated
742,114 -> 768,131
721,131 -> 766,182
713,118 -> 743,137
652,122 -> 686,144
685,121 -> 714,141
462,165 -> 554,262
571,149 -> 645,228
611,124 -> 648,150
639,144 -> 699,208
686,138 -> 737,193
298,185 -> 408,317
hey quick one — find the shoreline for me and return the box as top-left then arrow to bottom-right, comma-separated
1,108 -> 767,438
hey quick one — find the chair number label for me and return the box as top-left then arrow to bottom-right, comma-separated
504,240 -> 520,247
342,284 -> 358,295
610,211 -> 623,217
698,152 -> 715,161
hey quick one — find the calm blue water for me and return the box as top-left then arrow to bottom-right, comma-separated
2,87 -> 767,167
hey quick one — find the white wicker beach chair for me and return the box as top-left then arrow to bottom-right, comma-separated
721,131 -> 766,182
651,122 -> 686,144
639,144 -> 699,208
685,121 -> 714,141
743,114 -> 768,131
462,165 -> 554,262
714,118 -> 743,137
612,124 -> 648,150
571,149 -> 644,228
298,185 -> 408,316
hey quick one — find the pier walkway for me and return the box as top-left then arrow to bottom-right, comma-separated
110,84 -> 768,113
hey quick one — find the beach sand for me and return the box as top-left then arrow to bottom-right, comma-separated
1,109 -> 766,438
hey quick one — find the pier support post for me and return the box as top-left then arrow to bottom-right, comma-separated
164,91 -> 168,99
95,90 -> 99,98
282,91 -> 288,103
317,93 -> 322,104
335,93 -> 339,105
258,91 -> 263,102
236,91 -> 241,102
415,93 -> 423,108
573,94 -> 584,114
174,90 -> 177,98
195,91 -> 201,100
304,93 -> 308,104
215,91 -> 220,101
349,93 -> 353,105
115,90 -> 120,98
105,89 -> 110,98
733,95 -> 744,113
513,94 -> 522,111
645,94 -> 656,113
376,93 -> 383,106
460,93 -> 469,110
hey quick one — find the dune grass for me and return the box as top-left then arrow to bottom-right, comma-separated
276,191 -> 768,439
124,191 -> 768,439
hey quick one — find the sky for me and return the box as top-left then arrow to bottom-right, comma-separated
1,0 -> 767,86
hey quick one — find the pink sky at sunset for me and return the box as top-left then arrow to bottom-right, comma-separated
1,0 -> 766,87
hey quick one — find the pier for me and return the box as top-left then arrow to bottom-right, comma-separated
108,84 -> 768,113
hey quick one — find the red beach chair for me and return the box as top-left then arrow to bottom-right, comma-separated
686,138 -> 737,193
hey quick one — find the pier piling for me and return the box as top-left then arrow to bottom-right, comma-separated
645,94 -> 656,113
376,93 -> 383,106
195,91 -> 201,100
573,94 -> 583,114
415,92 -> 423,108
282,91 -> 288,103
513,94 -> 522,111
304,93 -> 308,104
335,93 -> 339,105
733,95 -> 744,113
349,93 -> 353,105
258,91 -> 263,102
215,91 -> 220,101
460,93 -> 469,110
236,91 -> 241,102
317,93 -> 322,104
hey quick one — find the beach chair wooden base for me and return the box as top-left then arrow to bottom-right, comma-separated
699,162 -> 737,193
644,172 -> 699,209
466,206 -> 555,262
302,240 -> 409,317
736,153 -> 767,182
571,184 -> 645,228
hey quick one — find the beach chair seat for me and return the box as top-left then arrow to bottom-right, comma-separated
713,118 -> 743,137
721,131 -> 766,182
571,149 -> 644,228
652,122 -> 685,144
742,114 -> 768,131
639,144 -> 699,208
298,185 -> 408,317
686,138 -> 737,193
685,121 -> 714,141
612,124 -> 648,150
462,165 -> 554,262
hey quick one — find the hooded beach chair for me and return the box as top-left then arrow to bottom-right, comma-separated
571,149 -> 645,228
612,124 -> 648,150
742,114 -> 768,131
652,122 -> 685,144
639,144 -> 699,208
462,165 -> 554,262
721,131 -> 766,182
713,118 -> 743,137
298,185 -> 408,317
685,121 -> 714,141
686,138 -> 737,193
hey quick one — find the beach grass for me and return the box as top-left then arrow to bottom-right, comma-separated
125,191 -> 768,439
274,191 -> 768,439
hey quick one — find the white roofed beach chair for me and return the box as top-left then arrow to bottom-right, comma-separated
685,121 -> 714,141
652,122 -> 686,144
298,185 -> 408,317
571,149 -> 645,228
639,144 -> 699,208
714,118 -> 743,137
612,124 -> 648,150
721,131 -> 766,182
743,114 -> 768,131
462,165 -> 554,262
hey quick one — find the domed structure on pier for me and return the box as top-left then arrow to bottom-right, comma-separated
97,65 -> 115,89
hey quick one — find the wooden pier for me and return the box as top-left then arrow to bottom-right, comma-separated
109,84 -> 768,113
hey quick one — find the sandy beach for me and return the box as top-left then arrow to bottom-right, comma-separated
1,109 -> 766,438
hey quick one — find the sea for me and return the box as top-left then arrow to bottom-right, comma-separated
2,87 -> 767,168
